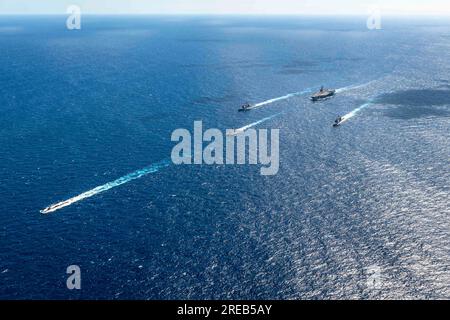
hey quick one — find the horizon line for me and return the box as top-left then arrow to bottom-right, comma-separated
2,12 -> 450,17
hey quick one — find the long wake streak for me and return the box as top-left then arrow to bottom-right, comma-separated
335,84 -> 363,94
250,89 -> 313,110
41,112 -> 282,214
340,102 -> 373,124
250,81 -> 373,111
335,80 -> 377,94
227,113 -> 282,136
40,159 -> 171,214
239,113 -> 282,131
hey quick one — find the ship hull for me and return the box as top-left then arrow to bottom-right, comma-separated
311,90 -> 336,101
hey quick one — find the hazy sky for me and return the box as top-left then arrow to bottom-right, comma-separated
1,0 -> 450,15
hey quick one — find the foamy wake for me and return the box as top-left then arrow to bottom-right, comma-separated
335,80 -> 377,94
40,159 -> 171,214
340,102 -> 373,124
250,80 -> 375,110
227,113 -> 282,136
42,113 -> 283,213
250,89 -> 313,110
240,113 -> 282,130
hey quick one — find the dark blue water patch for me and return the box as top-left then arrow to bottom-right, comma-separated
375,89 -> 450,107
279,60 -> 319,75
139,112 -> 173,127
179,61 -> 273,70
283,60 -> 318,68
320,56 -> 366,63
278,69 -> 321,75
191,94 -> 237,105
382,105 -> 450,120
177,38 -> 232,43
279,55 -> 365,76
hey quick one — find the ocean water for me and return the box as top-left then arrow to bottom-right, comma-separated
0,15 -> 449,299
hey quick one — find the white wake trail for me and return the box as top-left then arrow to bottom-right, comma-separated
340,102 -> 373,124
42,112 -> 284,213
250,88 -> 313,110
249,80 -> 375,110
241,113 -> 281,130
228,113 -> 282,136
335,80 -> 377,94
40,159 -> 171,214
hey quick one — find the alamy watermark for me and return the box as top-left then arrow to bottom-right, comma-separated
66,5 -> 81,30
171,121 -> 280,176
367,5 -> 382,30
367,5 -> 381,30
366,265 -> 382,290
66,265 -> 81,290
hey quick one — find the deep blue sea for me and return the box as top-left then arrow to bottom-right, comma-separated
0,15 -> 449,299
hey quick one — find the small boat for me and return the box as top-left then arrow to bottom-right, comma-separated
238,103 -> 252,112
333,116 -> 343,127
311,86 -> 336,102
